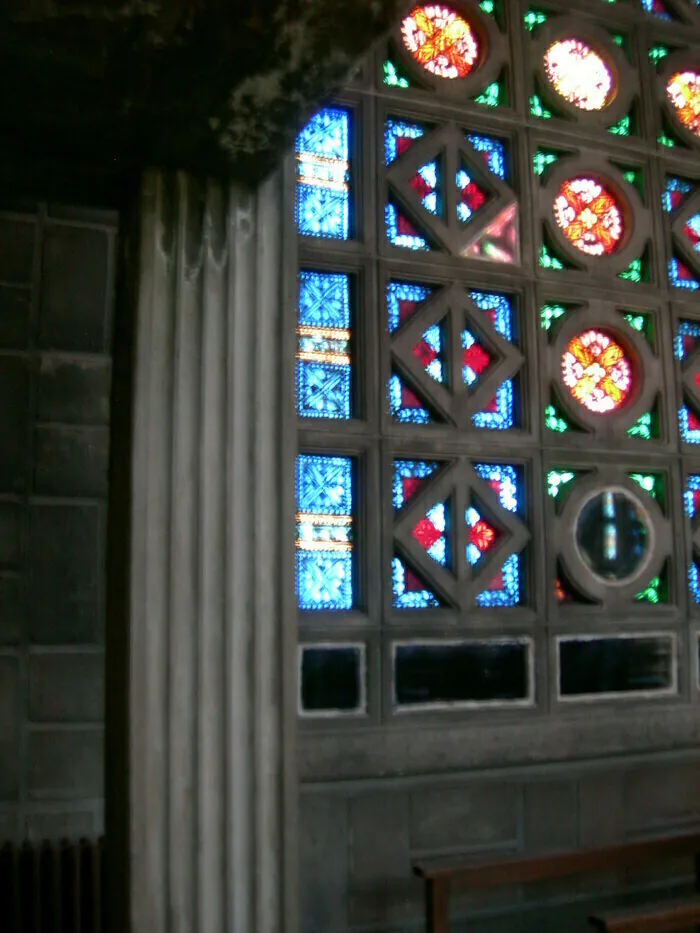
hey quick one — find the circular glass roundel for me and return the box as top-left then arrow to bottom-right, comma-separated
401,4 -> 480,80
553,177 -> 624,257
543,39 -> 614,111
667,71 -> 700,138
575,490 -> 649,583
561,329 -> 633,414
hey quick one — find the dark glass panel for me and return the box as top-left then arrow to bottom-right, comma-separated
301,646 -> 363,712
559,636 -> 674,697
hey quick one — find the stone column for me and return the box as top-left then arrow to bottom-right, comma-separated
106,169 -> 298,933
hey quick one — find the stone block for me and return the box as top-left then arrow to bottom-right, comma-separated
0,357 -> 29,494
0,576 -> 24,645
28,727 -> 103,799
409,783 -> 519,855
624,764 -> 700,834
0,656 -> 20,728
578,773 -> 625,847
0,503 -> 21,571
29,652 -> 104,722
39,226 -> 109,352
0,729 -> 19,800
348,791 -> 420,928
37,356 -> 111,425
25,808 -> 95,841
523,780 -> 577,853
0,219 -> 35,284
29,504 -> 102,645
0,810 -> 19,842
0,286 -> 30,348
34,426 -> 109,498
300,794 -> 348,933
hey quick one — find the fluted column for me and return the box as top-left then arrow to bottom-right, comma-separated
107,169 -> 297,933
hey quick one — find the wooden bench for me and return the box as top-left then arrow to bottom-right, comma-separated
589,898 -> 700,932
413,831 -> 700,933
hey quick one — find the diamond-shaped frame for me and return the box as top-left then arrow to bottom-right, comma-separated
392,457 -> 530,609
386,122 -> 517,256
390,282 -> 523,430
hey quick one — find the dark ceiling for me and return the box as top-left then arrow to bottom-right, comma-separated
0,0 -> 397,203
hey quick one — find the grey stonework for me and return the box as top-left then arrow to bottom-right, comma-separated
0,202 -> 114,842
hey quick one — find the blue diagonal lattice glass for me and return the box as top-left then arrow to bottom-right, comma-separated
296,108 -> 351,239
296,454 -> 354,610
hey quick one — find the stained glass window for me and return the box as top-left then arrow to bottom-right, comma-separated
641,0 -> 672,19
553,177 -> 624,256
296,108 -> 350,239
561,330 -> 632,414
667,72 -> 700,138
469,290 -> 517,430
296,454 -> 353,610
401,4 -> 480,80
543,39 -> 613,111
472,463 -> 522,607
296,271 -> 351,419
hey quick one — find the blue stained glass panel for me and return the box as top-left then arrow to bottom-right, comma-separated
393,460 -> 439,510
296,108 -> 350,240
298,271 -> 350,329
675,321 -> 700,361
389,373 -> 432,423
663,177 -> 692,214
641,0 -> 671,18
469,291 -> 517,430
690,563 -> 700,603
296,454 -> 354,611
392,556 -> 440,608
669,258 -> 700,291
297,271 -> 352,420
684,474 -> 700,519
467,134 -> 506,180
387,282 -> 431,333
472,464 -> 522,608
680,406 -> 700,444
384,118 -> 425,165
385,203 -> 430,251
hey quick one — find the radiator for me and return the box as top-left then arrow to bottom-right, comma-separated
0,837 -> 105,933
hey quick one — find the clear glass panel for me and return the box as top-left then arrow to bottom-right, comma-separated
575,490 -> 648,582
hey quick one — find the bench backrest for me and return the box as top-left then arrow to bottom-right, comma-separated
413,831 -> 700,892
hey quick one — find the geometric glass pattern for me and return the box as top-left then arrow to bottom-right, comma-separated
295,108 -> 350,239
679,405 -> 700,444
385,119 -> 434,251
670,258 -> 700,291
415,324 -> 445,384
296,454 -> 353,610
389,374 -> 432,424
392,460 -> 442,608
642,0 -> 672,19
473,463 -> 521,607
387,282 -> 435,424
561,329 -> 633,414
662,176 -> 692,215
674,320 -> 700,362
467,134 -> 507,181
412,502 -> 449,567
683,214 -> 700,254
543,39 -> 613,111
686,474 -> 700,603
554,177 -> 624,257
667,71 -> 700,138
469,290 -> 517,430
401,4 -> 480,80
456,167 -> 488,223
296,271 -> 351,419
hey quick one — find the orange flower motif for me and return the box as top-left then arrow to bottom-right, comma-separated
402,4 -> 479,80
561,330 -> 632,414
667,71 -> 700,138
554,177 -> 624,257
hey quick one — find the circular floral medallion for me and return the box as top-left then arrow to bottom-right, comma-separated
543,39 -> 614,111
561,329 -> 632,414
401,4 -> 480,80
576,489 -> 649,583
667,71 -> 700,138
553,177 -> 624,257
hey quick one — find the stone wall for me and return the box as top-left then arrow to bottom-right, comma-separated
300,755 -> 700,932
0,202 -> 114,842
